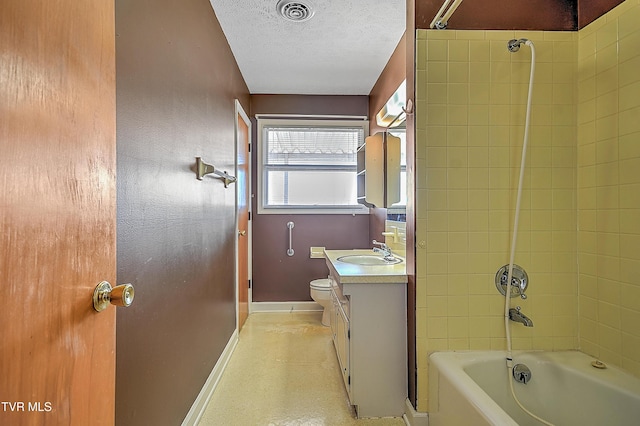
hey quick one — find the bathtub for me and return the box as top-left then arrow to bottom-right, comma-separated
428,351 -> 640,426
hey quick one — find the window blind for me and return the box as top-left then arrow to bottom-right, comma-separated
264,126 -> 362,166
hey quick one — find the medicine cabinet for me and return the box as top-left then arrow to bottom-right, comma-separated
356,132 -> 401,208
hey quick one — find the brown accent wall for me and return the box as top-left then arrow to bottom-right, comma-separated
251,95 -> 370,117
252,214 -> 371,301
416,0 -> 623,30
416,0 -> 576,30
115,0 -> 249,424
250,95 -> 371,302
368,208 -> 388,246
369,33 -> 408,136
578,0 -> 625,28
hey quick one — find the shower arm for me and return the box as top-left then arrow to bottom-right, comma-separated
507,38 -> 530,53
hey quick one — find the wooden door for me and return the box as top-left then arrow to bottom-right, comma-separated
236,101 -> 251,330
0,1 -> 117,425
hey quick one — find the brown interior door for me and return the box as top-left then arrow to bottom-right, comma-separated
0,1 -> 117,424
236,102 -> 251,330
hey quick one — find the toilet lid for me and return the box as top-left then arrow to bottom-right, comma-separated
310,278 -> 331,289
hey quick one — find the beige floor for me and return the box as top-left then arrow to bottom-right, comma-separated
198,312 -> 406,426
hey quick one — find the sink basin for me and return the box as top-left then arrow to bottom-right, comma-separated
336,254 -> 402,266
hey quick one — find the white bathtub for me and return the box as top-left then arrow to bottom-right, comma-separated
428,351 -> 640,426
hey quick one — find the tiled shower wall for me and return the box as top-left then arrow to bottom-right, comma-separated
415,0 -> 640,412
576,0 -> 640,376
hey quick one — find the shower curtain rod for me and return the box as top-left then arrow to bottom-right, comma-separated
430,0 -> 464,29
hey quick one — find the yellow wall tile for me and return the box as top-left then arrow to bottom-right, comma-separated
448,40 -> 470,61
427,317 -> 448,339
619,28 -> 640,64
619,81 -> 640,112
597,20 -> 618,47
619,56 -> 640,87
427,39 -> 448,61
426,296 -> 448,317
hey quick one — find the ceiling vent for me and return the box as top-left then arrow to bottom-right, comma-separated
276,0 -> 315,22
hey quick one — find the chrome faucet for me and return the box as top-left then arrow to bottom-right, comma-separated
509,306 -> 533,327
372,240 -> 395,261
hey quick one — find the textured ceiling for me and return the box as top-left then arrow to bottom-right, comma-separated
208,0 -> 406,95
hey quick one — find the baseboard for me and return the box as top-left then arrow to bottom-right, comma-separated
402,398 -> 429,426
181,329 -> 239,426
251,301 -> 323,313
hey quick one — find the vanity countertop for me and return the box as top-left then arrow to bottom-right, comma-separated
324,249 -> 407,284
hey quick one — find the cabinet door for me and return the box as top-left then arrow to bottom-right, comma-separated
356,132 -> 401,207
336,304 -> 350,395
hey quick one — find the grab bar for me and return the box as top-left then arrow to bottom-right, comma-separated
287,221 -> 294,256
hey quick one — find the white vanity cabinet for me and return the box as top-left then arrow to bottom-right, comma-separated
325,250 -> 407,418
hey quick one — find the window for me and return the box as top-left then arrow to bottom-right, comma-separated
258,118 -> 369,214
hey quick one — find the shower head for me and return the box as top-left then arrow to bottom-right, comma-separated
507,38 -> 531,53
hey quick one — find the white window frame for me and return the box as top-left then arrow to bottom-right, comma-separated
257,117 -> 370,215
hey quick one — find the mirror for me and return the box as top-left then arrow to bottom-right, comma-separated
377,81 -> 407,257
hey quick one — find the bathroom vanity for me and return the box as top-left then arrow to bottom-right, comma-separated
324,249 -> 407,418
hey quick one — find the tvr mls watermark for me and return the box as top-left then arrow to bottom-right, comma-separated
1,401 -> 53,412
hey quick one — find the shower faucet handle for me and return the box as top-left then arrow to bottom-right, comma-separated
518,288 -> 527,300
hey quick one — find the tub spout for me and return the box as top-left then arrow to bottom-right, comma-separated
509,306 -> 533,327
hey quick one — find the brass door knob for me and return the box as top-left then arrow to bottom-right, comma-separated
238,230 -> 247,236
93,281 -> 135,312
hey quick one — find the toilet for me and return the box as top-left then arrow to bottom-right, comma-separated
310,278 -> 332,326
